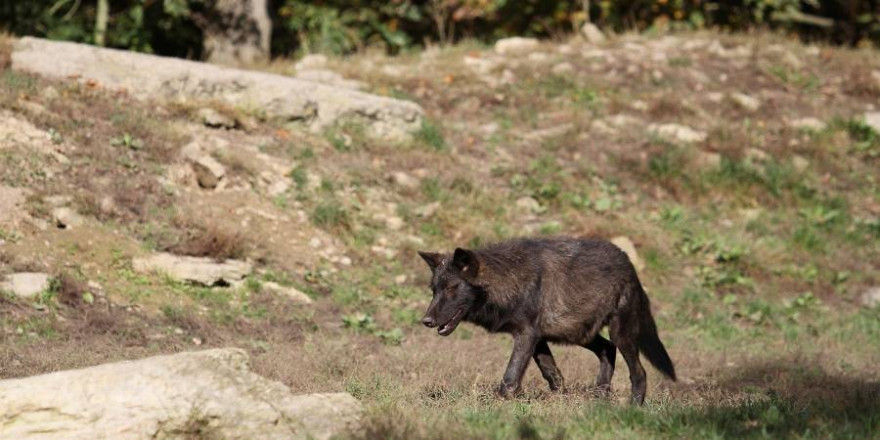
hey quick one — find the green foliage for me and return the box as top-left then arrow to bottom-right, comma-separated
6,1 -> 880,58
311,200 -> 350,230
415,120 -> 447,151
0,0 -> 203,58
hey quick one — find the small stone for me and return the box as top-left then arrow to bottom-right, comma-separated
516,196 -> 542,214
864,112 -> 880,133
551,62 -> 574,74
197,108 -> 236,129
388,171 -> 419,189
339,256 -> 352,266
590,120 -> 616,135
385,216 -> 404,231
610,236 -> 644,272
52,207 -> 85,229
729,93 -> 761,112
267,179 -> 290,197
0,273 -> 51,299
790,117 -> 826,131
190,155 -> 226,189
792,155 -> 809,172
648,123 -> 707,144
294,54 -> 328,71
527,52 -> 550,64
740,208 -> 762,222
394,275 -> 407,285
494,37 -> 540,56
414,201 -> 440,218
262,281 -> 312,305
40,86 -> 60,101
631,100 -> 648,111
580,23 -> 606,44
706,92 -> 724,103
745,148 -> 768,163
860,287 -> 880,308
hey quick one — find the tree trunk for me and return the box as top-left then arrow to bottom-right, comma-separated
95,0 -> 108,47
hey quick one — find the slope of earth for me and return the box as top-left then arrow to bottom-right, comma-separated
1,30 -> 879,439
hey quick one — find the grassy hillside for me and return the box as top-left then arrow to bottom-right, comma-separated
1,31 -> 879,439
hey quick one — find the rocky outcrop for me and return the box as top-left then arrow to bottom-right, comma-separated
132,253 -> 252,286
0,273 -> 51,299
0,348 -> 361,440
12,37 -> 423,140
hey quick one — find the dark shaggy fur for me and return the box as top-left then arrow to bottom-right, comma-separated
418,237 -> 676,404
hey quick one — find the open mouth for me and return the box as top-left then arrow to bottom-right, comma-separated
438,308 -> 465,336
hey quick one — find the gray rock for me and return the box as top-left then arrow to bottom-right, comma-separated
610,236 -> 644,272
132,253 -> 252,286
40,86 -> 60,101
494,37 -> 540,56
0,349 -> 361,440
388,171 -> 419,189
515,196 -> 543,214
745,147 -> 768,163
0,273 -> 51,299
197,107 -> 236,129
414,201 -> 440,218
729,93 -> 761,112
12,37 -> 422,140
648,123 -> 707,144
790,117 -> 826,131
792,155 -> 809,172
294,54 -> 328,71
262,281 -> 312,305
385,216 -> 404,231
864,112 -> 880,133
581,23 -> 606,44
202,0 -> 271,65
190,155 -> 227,189
861,287 -> 880,308
52,207 -> 85,229
521,124 -> 574,142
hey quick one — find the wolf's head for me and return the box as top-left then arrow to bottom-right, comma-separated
417,248 -> 481,336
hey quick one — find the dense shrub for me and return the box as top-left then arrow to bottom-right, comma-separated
2,1 -> 880,58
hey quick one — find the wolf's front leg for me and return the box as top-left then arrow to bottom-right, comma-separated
497,330 -> 539,398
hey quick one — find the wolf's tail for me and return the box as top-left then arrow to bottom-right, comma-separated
636,287 -> 677,381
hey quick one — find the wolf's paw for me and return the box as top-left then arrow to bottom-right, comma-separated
495,382 -> 521,399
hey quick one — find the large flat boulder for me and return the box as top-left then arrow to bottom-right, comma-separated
132,253 -> 252,286
12,37 -> 423,140
0,273 -> 51,299
0,348 -> 361,440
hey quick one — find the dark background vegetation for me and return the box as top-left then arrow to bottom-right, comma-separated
2,0 -> 880,59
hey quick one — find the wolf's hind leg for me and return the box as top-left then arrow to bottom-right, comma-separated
609,317 -> 647,405
583,335 -> 616,394
533,339 -> 565,392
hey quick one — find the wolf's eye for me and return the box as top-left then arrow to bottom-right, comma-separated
446,284 -> 459,297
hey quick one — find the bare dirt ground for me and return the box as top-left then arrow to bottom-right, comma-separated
1,30 -> 879,439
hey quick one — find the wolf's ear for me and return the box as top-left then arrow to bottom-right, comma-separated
418,251 -> 443,270
452,248 -> 479,280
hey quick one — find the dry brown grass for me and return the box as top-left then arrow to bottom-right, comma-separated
167,219 -> 246,262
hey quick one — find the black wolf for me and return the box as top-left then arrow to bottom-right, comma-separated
418,237 -> 676,404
